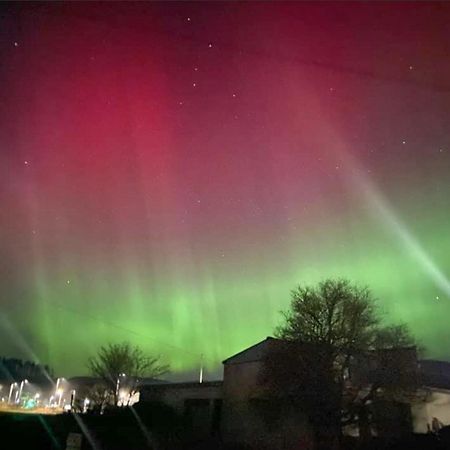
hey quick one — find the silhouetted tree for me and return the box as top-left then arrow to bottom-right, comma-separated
0,357 -> 53,386
88,342 -> 169,407
261,279 -> 419,449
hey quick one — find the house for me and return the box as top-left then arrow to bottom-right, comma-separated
411,360 -> 450,433
140,381 -> 223,438
138,338 -> 450,448
221,337 -> 313,449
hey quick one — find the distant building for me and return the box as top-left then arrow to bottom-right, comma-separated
141,381 -> 222,438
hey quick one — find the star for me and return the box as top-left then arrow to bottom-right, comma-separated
194,67 -> 198,71
14,42 -> 18,47
192,82 -> 197,88
24,160 -> 29,165
409,65 -> 413,70
187,17 -> 191,22
436,296 -> 440,300
66,280 -> 71,285
232,93 -> 237,98
208,43 -> 213,48
179,101 -> 183,105
402,140 -> 406,145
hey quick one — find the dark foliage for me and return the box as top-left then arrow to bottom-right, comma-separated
0,356 -> 53,386
261,279 -> 419,448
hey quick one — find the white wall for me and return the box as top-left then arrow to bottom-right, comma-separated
411,389 -> 450,433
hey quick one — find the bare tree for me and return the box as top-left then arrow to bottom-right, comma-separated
88,342 -> 169,407
261,279 -> 419,449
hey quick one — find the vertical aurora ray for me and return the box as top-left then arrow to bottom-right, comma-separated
1,3 -> 449,376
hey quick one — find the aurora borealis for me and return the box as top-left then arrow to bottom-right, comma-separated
1,3 -> 449,378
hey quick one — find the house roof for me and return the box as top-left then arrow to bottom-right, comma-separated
222,337 -> 279,364
222,337 -> 352,365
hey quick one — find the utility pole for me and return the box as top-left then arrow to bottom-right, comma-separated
199,354 -> 204,384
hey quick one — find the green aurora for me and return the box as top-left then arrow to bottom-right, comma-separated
1,3 -> 449,377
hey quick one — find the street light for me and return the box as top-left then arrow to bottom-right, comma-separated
56,388 -> 63,407
70,389 -> 76,410
55,378 -> 65,407
8,383 -> 18,404
55,377 -> 65,392
115,373 -> 126,404
16,379 -> 28,405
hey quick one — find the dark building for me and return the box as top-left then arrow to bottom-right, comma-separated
137,338 -> 450,448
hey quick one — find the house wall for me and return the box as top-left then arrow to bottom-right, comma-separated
221,360 -> 263,443
222,360 -> 312,449
411,389 -> 450,433
142,383 -> 222,413
223,360 -> 263,399
141,383 -> 223,438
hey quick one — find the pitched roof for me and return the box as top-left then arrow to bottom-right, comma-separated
222,337 -> 278,364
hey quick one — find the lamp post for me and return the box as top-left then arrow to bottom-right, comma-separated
16,379 -> 28,405
83,397 -> 90,413
55,378 -> 65,407
115,373 -> 126,405
56,388 -> 63,407
55,377 -> 64,392
70,389 -> 76,410
8,383 -> 18,404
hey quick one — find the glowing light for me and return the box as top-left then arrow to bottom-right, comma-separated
2,4 -> 450,377
16,379 -> 28,404
8,383 -> 18,404
344,156 -> 450,300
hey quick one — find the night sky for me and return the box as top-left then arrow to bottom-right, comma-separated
1,2 -> 449,378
